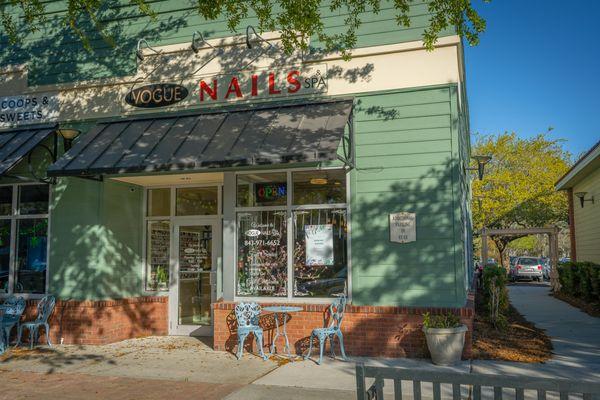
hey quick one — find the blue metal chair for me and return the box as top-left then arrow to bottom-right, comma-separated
17,295 -> 55,349
1,295 -> 26,346
0,308 -> 5,354
234,302 -> 268,360
305,295 -> 348,365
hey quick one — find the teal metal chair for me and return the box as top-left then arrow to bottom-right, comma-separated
0,308 -> 5,354
234,302 -> 268,360
305,295 -> 348,365
17,295 -> 55,349
1,295 -> 26,346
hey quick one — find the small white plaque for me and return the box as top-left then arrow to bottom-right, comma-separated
389,212 -> 416,243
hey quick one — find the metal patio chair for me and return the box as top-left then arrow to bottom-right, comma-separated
17,295 -> 55,349
234,302 -> 268,360
304,295 -> 348,365
0,308 -> 5,354
1,295 -> 26,347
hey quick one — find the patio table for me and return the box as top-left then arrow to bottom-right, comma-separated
263,306 -> 302,359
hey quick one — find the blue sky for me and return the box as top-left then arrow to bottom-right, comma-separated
465,0 -> 600,157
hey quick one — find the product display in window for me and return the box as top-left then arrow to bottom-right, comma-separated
293,209 -> 347,297
146,221 -> 170,291
237,210 -> 287,296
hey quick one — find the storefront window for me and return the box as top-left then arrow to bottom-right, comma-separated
144,186 -> 221,292
147,188 -> 170,217
15,219 -> 48,294
293,209 -> 347,297
0,220 -> 10,293
145,221 -> 170,291
236,173 -> 287,207
236,210 -> 287,297
176,187 -> 218,216
293,170 -> 346,205
0,184 -> 49,296
235,169 -> 348,299
0,186 -> 12,215
18,184 -> 49,215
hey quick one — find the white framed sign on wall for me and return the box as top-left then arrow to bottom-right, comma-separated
389,212 -> 416,243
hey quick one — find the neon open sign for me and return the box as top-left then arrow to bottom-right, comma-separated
255,183 -> 287,202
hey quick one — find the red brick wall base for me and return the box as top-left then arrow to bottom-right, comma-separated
18,296 -> 168,345
213,296 -> 474,359
15,295 -> 474,358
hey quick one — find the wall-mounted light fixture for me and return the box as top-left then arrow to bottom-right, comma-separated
57,128 -> 81,151
136,39 -> 160,61
467,155 -> 492,180
245,25 -> 275,50
191,31 -> 216,53
310,178 -> 328,185
574,192 -> 595,208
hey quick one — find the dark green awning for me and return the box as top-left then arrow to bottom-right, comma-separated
47,100 -> 353,177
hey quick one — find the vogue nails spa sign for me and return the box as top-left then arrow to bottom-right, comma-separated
196,67 -> 327,103
124,66 -> 327,109
125,83 -> 189,108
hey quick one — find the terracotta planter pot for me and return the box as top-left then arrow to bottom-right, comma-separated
423,325 -> 468,365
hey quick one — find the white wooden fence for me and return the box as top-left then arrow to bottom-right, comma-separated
356,364 -> 600,400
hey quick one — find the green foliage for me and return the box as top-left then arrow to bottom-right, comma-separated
472,132 -> 572,265
422,312 -> 461,329
508,236 -> 541,255
0,0 -> 489,58
156,265 -> 169,284
482,265 -> 508,329
558,261 -> 600,302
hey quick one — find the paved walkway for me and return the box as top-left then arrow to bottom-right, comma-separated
473,284 -> 600,381
1,287 -> 599,398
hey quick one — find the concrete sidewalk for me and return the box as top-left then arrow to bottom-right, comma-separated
1,290 -> 598,400
225,356 -> 471,399
472,284 -> 600,381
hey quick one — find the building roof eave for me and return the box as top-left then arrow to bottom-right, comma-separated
555,139 -> 600,191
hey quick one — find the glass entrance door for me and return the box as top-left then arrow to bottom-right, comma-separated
170,218 -> 220,336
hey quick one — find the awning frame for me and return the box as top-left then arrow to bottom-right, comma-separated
0,124 -> 62,185
338,112 -> 355,170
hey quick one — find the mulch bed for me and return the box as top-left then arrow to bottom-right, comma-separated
472,289 -> 553,362
552,292 -> 600,318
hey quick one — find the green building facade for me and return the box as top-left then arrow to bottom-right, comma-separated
0,0 -> 474,351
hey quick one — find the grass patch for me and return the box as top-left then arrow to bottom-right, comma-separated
472,288 -> 553,362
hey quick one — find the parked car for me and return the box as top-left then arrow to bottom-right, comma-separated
509,257 -> 544,282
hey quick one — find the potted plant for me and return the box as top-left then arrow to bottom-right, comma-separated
422,312 -> 468,365
156,266 -> 169,289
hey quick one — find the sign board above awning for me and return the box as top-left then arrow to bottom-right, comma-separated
47,99 -> 353,178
